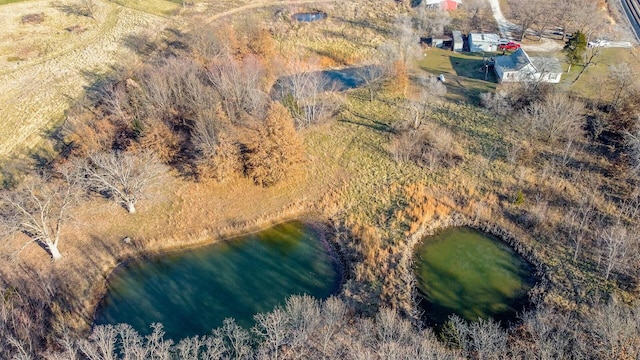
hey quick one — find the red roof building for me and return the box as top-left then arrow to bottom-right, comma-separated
422,0 -> 462,11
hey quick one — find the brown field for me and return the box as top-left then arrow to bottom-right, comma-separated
0,0 -> 170,158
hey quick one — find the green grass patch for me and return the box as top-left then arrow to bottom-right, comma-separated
0,0 -> 26,5
565,47 -> 639,99
418,49 -> 497,104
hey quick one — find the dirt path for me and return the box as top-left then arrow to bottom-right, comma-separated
206,0 -> 339,23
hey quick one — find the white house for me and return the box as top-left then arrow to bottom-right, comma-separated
468,33 -> 500,52
494,48 -> 563,83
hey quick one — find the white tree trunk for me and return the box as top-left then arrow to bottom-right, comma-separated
47,241 -> 62,261
126,201 -> 136,214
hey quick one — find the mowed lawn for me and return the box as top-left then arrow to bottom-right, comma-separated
418,48 -> 498,104
564,47 -> 640,98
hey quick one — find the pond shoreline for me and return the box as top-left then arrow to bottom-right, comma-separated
399,212 -> 548,329
85,210 -> 347,335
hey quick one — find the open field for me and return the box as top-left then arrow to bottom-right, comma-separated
1,0 -> 640,356
0,0 -> 168,159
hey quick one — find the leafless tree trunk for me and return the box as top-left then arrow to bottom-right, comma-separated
277,63 -> 342,129
355,64 -> 386,102
0,171 -> 77,261
379,15 -> 423,68
607,63 -> 637,112
80,151 -> 169,214
589,299 -> 640,359
572,45 -> 602,84
214,318 -> 251,359
415,5 -> 451,37
207,54 -> 267,123
600,223 -> 631,280
522,92 -> 584,143
253,308 -> 288,360
509,0 -> 547,40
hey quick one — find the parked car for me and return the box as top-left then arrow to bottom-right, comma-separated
498,41 -> 521,50
588,39 -> 610,48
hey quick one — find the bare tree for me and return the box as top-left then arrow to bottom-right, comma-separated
214,318 -> 252,359
277,62 -> 343,128
608,63 -> 637,111
415,5 -> 451,37
0,171 -> 77,261
379,15 -> 423,67
589,299 -> 640,359
355,64 -> 387,102
522,92 -> 584,143
80,151 -> 169,214
520,306 -> 575,359
207,54 -> 268,123
459,0 -> 492,33
565,194 -> 595,261
530,0 -> 558,40
599,223 -> 632,280
624,121 -> 640,176
509,0 -> 548,40
572,44 -> 603,84
448,316 -> 507,360
405,73 -> 447,129
253,307 -> 288,360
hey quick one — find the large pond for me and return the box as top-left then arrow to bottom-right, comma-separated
414,227 -> 536,328
94,221 -> 341,340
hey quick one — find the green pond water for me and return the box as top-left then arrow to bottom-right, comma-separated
94,221 -> 340,340
414,227 -> 536,327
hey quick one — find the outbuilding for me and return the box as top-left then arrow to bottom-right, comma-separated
419,0 -> 462,11
468,33 -> 499,52
452,30 -> 463,52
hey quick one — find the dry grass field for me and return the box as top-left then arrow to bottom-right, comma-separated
0,0 -> 346,162
0,0 -> 169,159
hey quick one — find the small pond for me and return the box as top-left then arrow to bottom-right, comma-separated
94,221 -> 341,340
414,227 -> 536,328
292,12 -> 327,22
271,65 -> 382,100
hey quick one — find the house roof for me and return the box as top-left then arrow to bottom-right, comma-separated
530,57 -> 563,74
495,48 -> 563,74
495,48 -> 532,71
423,0 -> 462,4
469,33 -> 500,43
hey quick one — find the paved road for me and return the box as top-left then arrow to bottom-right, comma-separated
619,0 -> 640,42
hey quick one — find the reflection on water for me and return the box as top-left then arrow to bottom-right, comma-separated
94,221 -> 340,340
414,227 -> 536,328
292,12 -> 327,22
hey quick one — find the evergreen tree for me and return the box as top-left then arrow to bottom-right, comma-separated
563,31 -> 587,73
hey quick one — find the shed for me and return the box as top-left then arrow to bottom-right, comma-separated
452,30 -> 463,52
494,48 -> 563,83
420,0 -> 462,10
468,33 -> 499,52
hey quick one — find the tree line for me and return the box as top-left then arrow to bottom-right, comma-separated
4,293 -> 636,359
